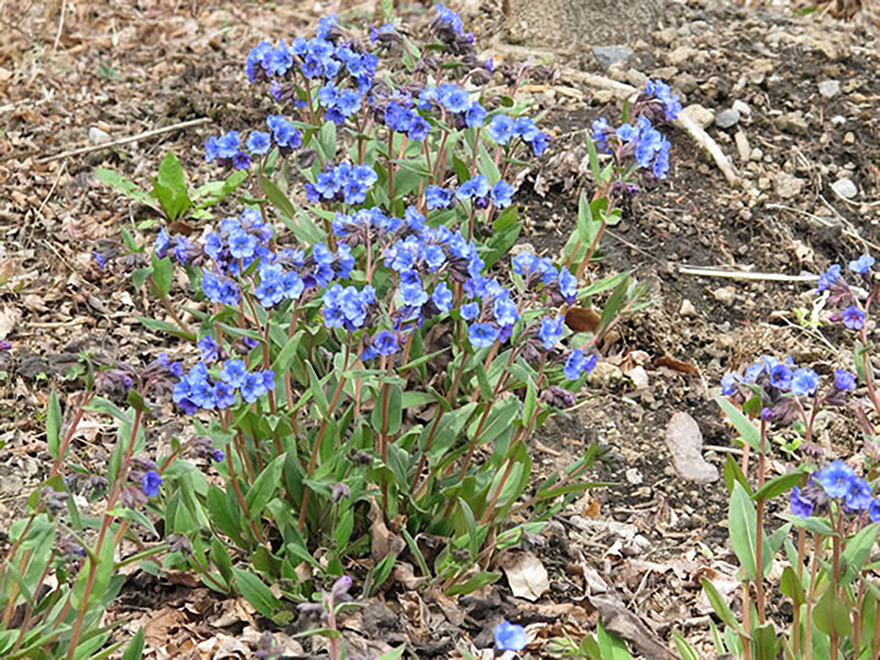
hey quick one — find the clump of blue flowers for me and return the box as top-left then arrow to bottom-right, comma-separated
815,254 -> 876,334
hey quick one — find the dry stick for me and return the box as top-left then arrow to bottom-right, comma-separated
36,117 -> 213,164
677,265 -> 820,283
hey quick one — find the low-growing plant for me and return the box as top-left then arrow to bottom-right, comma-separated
0,6 -> 680,658
679,255 -> 880,660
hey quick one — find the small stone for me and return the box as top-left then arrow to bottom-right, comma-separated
775,172 -> 805,199
732,99 -> 751,118
818,79 -> 840,98
588,362 -> 623,387
750,147 -> 763,161
734,130 -> 751,163
627,366 -> 649,390
664,412 -> 719,484
713,287 -> 735,306
831,115 -> 846,126
831,178 -> 858,200
679,299 -> 697,317
88,127 -> 111,145
680,104 -> 714,130
776,111 -> 808,134
666,45 -> 701,67
715,108 -> 741,129
509,243 -> 536,258
625,468 -> 644,485
843,132 -> 855,144
592,45 -> 634,68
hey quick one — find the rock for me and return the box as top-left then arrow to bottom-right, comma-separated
734,130 -> 751,163
88,127 -> 111,145
588,362 -> 623,387
680,104 -> 714,130
818,79 -> 840,98
715,108 -> 740,129
679,299 -> 697,317
627,366 -> 649,390
732,99 -> 751,118
775,172 -> 805,199
776,111 -> 808,134
666,45 -> 701,67
509,243 -> 536,258
672,72 -> 698,94
664,412 -> 719,484
593,45 -> 634,68
844,132 -> 855,144
713,287 -> 735,306
652,27 -> 677,46
625,468 -> 644,485
831,178 -> 858,200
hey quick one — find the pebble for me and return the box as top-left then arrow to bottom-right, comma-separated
844,131 -> 855,144
666,45 -> 701,67
664,412 -> 719,484
588,362 -> 623,387
680,104 -> 714,130
592,46 -> 633,68
627,366 -> 649,390
679,299 -> 697,317
713,287 -> 735,305
732,99 -> 752,118
625,467 -> 644,485
734,131 -> 751,162
775,172 -> 805,199
88,127 -> 111,145
831,177 -> 858,200
818,79 -> 841,98
714,108 -> 740,129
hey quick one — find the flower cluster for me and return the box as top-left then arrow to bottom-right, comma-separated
815,254 -> 876,332
173,359 -> 276,415
591,79 -> 680,181
790,461 -> 880,522
305,161 -> 379,205
486,114 -> 550,156
721,355 -> 854,424
205,116 -> 304,170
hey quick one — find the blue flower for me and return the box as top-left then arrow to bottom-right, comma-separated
494,621 -> 527,652
791,368 -> 819,397
228,229 -> 258,259
241,372 -> 267,403
491,181 -> 514,209
720,374 -> 739,396
769,364 -> 792,390
233,152 -> 251,170
374,331 -> 399,356
870,500 -> 880,523
592,118 -> 611,153
816,461 -> 854,499
461,302 -> 480,321
198,336 -> 219,363
466,102 -> 487,128
432,282 -> 453,313
221,359 -> 248,388
155,228 -> 171,259
557,267 -> 578,303
246,131 -> 272,155
564,349 -> 597,380
337,89 -> 362,117
652,136 -> 671,179
216,131 -> 241,159
425,185 -> 453,210
644,79 -> 682,120
849,254 -> 875,274
538,317 -> 564,350
816,264 -> 842,293
493,296 -> 519,327
408,116 -> 430,141
142,471 -> 163,498
790,486 -> 813,518
487,114 -> 514,145
469,323 -> 500,348
835,369 -> 856,391
215,381 -> 236,409
842,305 -> 865,330
456,175 -> 489,200
845,476 -> 873,511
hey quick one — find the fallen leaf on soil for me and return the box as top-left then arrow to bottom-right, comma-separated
0,305 -> 21,340
141,605 -> 191,649
499,550 -> 550,601
664,411 -> 719,484
654,355 -> 700,376
369,497 -> 405,561
588,595 -> 678,660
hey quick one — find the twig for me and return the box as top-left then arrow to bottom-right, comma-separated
674,107 -> 740,186
52,0 -> 66,52
677,264 -> 819,283
37,160 -> 65,216
36,117 -> 213,164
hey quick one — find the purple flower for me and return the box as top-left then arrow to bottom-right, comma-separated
834,369 -> 856,391
790,486 -> 813,518
816,264 -> 842,293
373,330 -> 399,356
538,317 -> 564,350
869,500 -> 880,523
769,364 -> 792,390
845,476 -> 873,511
842,305 -> 865,330
720,374 -> 739,396
198,336 -> 219,363
564,350 -> 597,381
212,449 -> 225,463
142,471 -> 163,498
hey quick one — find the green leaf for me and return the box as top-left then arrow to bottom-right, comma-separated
701,577 -> 744,633
94,168 -> 153,207
233,568 -> 280,619
597,618 -> 634,659
447,571 -> 501,596
210,537 -> 234,586
377,646 -> 406,660
459,499 -> 479,560
245,453 -> 286,522
150,253 -> 174,298
305,361 -> 329,417
135,315 -> 195,341
121,627 -> 145,660
152,153 -> 192,221
207,485 -> 244,547
715,396 -> 761,451
814,588 -> 852,637
779,566 -> 805,606
317,121 -> 337,161
840,522 -> 879,585
752,471 -> 805,502
522,376 -> 537,427
672,632 -> 700,660
371,384 -> 402,436
724,454 -> 752,496
729,481 -> 759,580
46,388 -> 62,460
779,513 -> 834,536
263,178 -> 296,222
